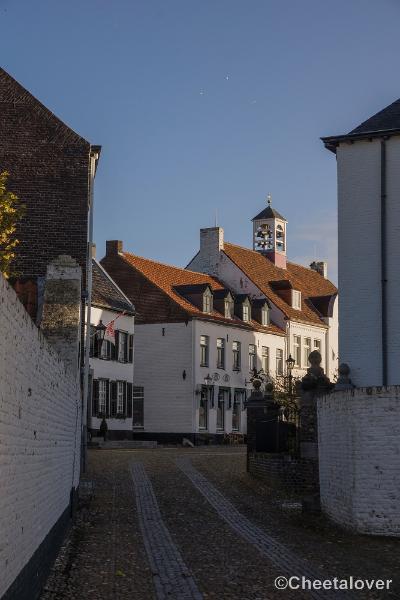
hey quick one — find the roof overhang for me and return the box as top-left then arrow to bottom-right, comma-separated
321,129 -> 400,154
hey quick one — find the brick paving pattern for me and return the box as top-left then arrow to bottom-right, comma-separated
176,458 -> 350,600
131,462 -> 203,600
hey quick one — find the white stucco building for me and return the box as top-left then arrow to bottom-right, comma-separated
187,200 -> 338,382
101,241 -> 287,443
88,259 -> 136,439
323,100 -> 400,387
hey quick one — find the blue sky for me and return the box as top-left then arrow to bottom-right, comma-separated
1,0 -> 400,282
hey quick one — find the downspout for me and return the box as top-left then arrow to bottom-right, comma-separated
82,148 -> 99,472
381,140 -> 388,387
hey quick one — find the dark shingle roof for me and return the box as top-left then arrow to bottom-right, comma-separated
349,98 -> 400,135
252,206 -> 286,221
92,260 -> 134,314
322,97 -> 400,152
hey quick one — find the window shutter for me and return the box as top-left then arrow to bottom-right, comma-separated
110,341 -> 116,361
128,334 -> 134,363
126,382 -> 133,418
106,381 -> 110,417
228,388 -> 232,409
110,381 -> 117,417
123,381 -> 127,416
92,380 -> 99,416
124,333 -> 129,363
115,331 -> 120,361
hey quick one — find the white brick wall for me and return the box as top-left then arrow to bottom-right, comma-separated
0,275 -> 81,596
318,387 -> 400,536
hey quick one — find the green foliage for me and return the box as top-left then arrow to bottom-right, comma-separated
0,171 -> 25,278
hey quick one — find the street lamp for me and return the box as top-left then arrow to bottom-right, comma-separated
204,373 -> 213,386
286,354 -> 295,396
96,320 -> 107,354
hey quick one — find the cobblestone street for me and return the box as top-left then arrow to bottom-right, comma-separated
41,447 -> 400,600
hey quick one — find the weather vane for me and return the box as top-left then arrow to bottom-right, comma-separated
267,192 -> 272,206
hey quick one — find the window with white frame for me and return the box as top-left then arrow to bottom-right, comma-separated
232,341 -> 241,371
262,346 -> 269,374
242,302 -> 250,322
232,389 -> 245,431
117,381 -> 125,415
199,387 -> 209,429
293,335 -> 301,367
314,339 -> 321,353
118,331 -> 128,362
200,335 -> 209,367
248,344 -> 256,371
217,389 -> 227,430
276,348 -> 283,375
304,337 -> 311,366
217,338 -> 225,369
99,380 -> 107,416
100,338 -> 110,360
261,304 -> 270,326
203,288 -> 213,313
292,290 -> 302,310
225,297 -> 234,319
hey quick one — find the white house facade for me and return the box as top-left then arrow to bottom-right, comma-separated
88,259 -> 136,439
187,201 -> 338,382
101,241 -> 286,443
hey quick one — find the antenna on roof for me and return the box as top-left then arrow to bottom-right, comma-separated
267,192 -> 272,206
215,209 -> 218,227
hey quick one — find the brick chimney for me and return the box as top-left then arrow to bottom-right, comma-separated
310,261 -> 328,278
106,240 -> 123,256
195,227 -> 224,277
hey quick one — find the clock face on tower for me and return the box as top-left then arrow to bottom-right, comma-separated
255,223 -> 273,250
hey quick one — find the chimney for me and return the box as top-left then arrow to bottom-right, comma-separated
200,227 -> 224,253
106,240 -> 123,256
310,260 -> 328,278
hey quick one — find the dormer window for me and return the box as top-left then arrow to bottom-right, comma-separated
261,304 -> 270,326
203,288 -> 213,313
292,290 -> 301,310
242,302 -> 251,322
225,297 -> 234,319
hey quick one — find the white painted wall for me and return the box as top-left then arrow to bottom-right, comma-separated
0,275 -> 81,598
134,322 -> 194,433
89,306 -> 134,432
318,387 -> 400,536
336,140 -> 382,385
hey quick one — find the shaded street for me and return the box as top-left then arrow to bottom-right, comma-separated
41,447 -> 400,599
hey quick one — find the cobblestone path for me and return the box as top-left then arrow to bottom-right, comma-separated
176,458 -> 348,600
40,448 -> 400,600
131,462 -> 203,600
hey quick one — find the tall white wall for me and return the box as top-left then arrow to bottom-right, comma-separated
134,322 -> 194,433
318,387 -> 400,536
336,141 -> 382,385
0,275 -> 81,597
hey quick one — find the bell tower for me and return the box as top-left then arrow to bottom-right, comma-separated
252,194 -> 287,269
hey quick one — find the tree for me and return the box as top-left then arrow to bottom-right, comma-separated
0,171 -> 25,278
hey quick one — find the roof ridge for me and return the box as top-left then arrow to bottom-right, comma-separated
123,250 -> 222,282
0,66 -> 91,147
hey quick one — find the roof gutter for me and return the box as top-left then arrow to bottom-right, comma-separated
381,139 -> 388,386
321,128 -> 400,154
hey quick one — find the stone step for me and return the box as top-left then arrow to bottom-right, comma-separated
91,438 -> 157,449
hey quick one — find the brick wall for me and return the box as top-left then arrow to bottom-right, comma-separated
0,274 -> 81,597
318,387 -> 400,536
0,68 -> 91,284
248,453 -> 319,495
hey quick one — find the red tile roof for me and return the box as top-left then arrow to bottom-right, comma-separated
222,242 -> 337,327
121,252 -> 285,335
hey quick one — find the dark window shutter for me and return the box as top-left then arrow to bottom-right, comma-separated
106,380 -> 110,417
128,334 -> 134,363
124,333 -> 129,363
92,380 -> 99,416
110,341 -> 116,361
123,381 -> 127,416
110,381 -> 117,417
127,382 -> 133,418
115,331 -> 120,361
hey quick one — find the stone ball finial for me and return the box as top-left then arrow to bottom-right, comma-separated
308,350 -> 322,367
